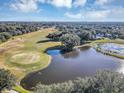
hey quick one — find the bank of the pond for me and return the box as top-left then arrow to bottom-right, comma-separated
0,28 -> 60,93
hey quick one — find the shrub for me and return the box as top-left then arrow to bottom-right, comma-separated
0,32 -> 12,42
0,69 -> 16,92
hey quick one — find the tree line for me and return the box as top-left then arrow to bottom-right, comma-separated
0,22 -> 124,43
0,23 -> 40,42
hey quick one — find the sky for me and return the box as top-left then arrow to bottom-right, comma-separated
0,0 -> 124,21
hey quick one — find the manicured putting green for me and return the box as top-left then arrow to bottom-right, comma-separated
10,52 -> 40,65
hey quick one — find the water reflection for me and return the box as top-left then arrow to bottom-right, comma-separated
61,49 -> 79,59
117,59 -> 124,74
79,46 -> 91,51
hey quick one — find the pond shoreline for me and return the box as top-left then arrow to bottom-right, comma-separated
95,47 -> 124,59
94,43 -> 124,59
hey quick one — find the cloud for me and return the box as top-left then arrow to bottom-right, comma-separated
65,10 -> 110,20
38,0 -> 46,3
108,7 -> 124,20
11,0 -> 41,13
65,12 -> 82,19
39,0 -> 73,8
84,10 -> 110,19
11,0 -> 73,12
65,6 -> 124,21
49,0 -> 72,8
10,0 -> 88,13
73,0 -> 87,7
95,0 -> 109,5
48,0 -> 88,8
9,0 -> 124,21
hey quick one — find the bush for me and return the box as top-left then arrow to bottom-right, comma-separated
119,35 -> 124,39
34,70 -> 124,93
0,69 -> 16,92
1,32 -> 12,39
0,32 -> 12,42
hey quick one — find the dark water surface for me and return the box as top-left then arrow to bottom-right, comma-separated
21,46 -> 124,90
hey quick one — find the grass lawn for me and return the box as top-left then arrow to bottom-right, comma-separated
76,38 -> 123,47
92,38 -> 124,44
0,28 -> 60,93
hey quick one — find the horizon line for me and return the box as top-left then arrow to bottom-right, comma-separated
0,21 -> 124,23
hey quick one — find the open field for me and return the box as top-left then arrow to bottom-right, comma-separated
0,28 -> 60,93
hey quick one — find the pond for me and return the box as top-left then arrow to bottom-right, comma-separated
21,46 -> 124,90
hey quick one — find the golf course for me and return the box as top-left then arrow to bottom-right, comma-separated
0,26 -> 124,93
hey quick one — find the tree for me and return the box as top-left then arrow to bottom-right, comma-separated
1,32 -> 12,40
47,32 -> 63,41
73,70 -> 124,93
60,34 -> 80,51
0,32 -> 12,42
35,81 -> 74,93
78,31 -> 93,41
0,69 -> 16,92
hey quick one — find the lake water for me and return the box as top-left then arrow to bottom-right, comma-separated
21,46 -> 124,90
